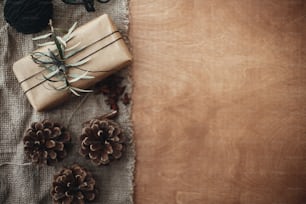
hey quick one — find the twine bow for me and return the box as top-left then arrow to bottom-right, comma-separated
24,19 -> 122,96
31,20 -> 95,96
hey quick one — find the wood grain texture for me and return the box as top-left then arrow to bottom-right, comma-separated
130,1 -> 306,203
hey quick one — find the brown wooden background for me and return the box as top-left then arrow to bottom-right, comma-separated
130,1 -> 306,203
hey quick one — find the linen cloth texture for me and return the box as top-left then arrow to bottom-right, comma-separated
0,0 -> 134,204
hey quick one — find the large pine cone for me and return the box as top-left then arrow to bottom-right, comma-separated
23,120 -> 71,165
79,112 -> 125,165
51,164 -> 97,204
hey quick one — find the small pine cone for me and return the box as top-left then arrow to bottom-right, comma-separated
79,113 -> 125,165
23,120 -> 71,165
51,164 -> 97,204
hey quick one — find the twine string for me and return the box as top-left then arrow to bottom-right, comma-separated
20,30 -> 120,84
20,31 -> 122,94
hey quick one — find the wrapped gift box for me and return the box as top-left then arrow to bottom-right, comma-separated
13,14 -> 132,111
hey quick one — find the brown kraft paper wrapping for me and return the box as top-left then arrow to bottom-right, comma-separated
12,14 -> 132,111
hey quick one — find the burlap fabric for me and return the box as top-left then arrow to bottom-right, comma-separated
0,1 -> 134,203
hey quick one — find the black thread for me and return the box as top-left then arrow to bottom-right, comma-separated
62,0 -> 111,12
4,0 -> 53,34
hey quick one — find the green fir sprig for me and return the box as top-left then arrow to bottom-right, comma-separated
31,20 -> 94,96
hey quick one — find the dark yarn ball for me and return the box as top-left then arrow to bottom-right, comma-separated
4,0 -> 53,34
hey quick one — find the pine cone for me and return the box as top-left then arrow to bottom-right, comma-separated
51,164 -> 97,204
79,111 -> 125,165
23,120 -> 71,165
